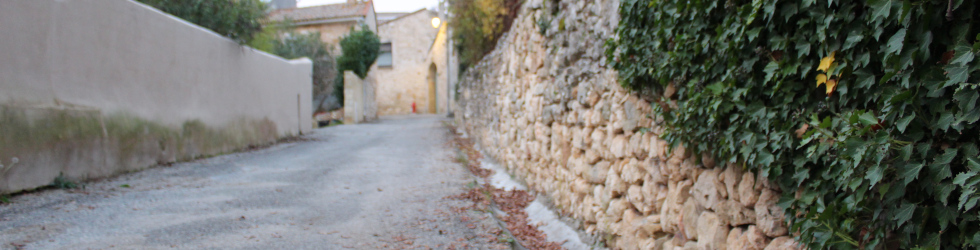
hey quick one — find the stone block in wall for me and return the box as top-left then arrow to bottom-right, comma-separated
585,149 -> 602,165
680,200 -> 702,240
571,127 -> 586,149
755,189 -> 789,237
727,227 -> 744,250
605,169 -> 628,197
605,198 -> 630,225
585,161 -> 610,184
610,134 -> 629,158
627,185 -> 644,213
621,158 -> 646,184
765,236 -> 803,250
692,169 -> 727,211
721,164 -> 743,202
640,175 -> 664,213
696,211 -> 730,250
645,158 -> 667,185
660,179 -> 693,233
731,225 -> 769,250
738,173 -> 759,208
717,200 -> 757,227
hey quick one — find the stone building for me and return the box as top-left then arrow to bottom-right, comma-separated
269,1 -> 456,119
266,0 -> 378,53
373,9 -> 455,115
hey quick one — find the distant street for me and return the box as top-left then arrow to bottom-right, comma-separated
0,115 -> 511,249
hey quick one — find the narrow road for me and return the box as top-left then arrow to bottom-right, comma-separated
0,115 -> 511,249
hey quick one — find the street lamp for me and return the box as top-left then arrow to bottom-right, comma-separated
431,17 -> 441,28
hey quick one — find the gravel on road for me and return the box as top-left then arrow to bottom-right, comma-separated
0,115 -> 511,250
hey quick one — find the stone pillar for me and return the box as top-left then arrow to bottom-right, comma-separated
343,71 -> 362,124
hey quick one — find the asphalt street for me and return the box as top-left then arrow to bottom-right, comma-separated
0,115 -> 511,249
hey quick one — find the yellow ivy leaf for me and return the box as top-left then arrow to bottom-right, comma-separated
825,79 -> 838,96
818,51 -> 836,72
816,74 -> 828,87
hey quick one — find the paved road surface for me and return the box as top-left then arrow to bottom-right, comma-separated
0,115 -> 511,249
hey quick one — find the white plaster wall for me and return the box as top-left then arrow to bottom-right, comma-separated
0,0 -> 313,136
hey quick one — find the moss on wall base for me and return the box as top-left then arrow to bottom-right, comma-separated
0,105 -> 280,194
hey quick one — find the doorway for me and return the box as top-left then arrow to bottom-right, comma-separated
427,63 -> 437,114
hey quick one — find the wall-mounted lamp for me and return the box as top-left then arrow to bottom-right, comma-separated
431,17 -> 441,28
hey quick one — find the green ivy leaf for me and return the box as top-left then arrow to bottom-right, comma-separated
955,88 -> 979,111
868,0 -> 894,24
951,45 -> 976,66
937,183 -> 955,205
961,108 -> 980,124
895,202 -> 916,227
844,30 -> 865,51
896,112 -> 916,133
899,162 -> 925,185
954,172 -> 978,186
946,65 -> 970,86
959,188 -> 978,210
867,165 -> 885,188
938,113 -> 956,131
764,61 -> 779,84
935,205 -> 957,231
886,28 -> 907,55
859,112 -> 879,126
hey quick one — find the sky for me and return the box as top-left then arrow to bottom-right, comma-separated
296,0 -> 440,13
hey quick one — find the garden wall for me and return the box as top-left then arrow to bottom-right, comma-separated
454,0 -> 801,249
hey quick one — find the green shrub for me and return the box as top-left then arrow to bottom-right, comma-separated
607,0 -> 979,249
447,0 -> 522,71
138,0 -> 267,44
272,32 -> 338,112
336,25 -> 380,79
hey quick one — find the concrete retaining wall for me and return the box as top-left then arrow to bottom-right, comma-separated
454,0 -> 802,249
0,0 -> 313,194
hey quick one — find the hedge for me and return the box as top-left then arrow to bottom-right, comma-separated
606,0 -> 979,249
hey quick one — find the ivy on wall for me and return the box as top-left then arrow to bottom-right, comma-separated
607,0 -> 979,249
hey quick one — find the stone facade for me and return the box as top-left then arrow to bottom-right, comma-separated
268,0 -> 378,54
373,10 -> 447,115
454,0 -> 802,249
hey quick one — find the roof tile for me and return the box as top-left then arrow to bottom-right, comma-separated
268,1 -> 371,23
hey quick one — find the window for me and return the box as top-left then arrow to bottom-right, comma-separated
377,42 -> 393,67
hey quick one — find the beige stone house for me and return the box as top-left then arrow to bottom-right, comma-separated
269,2 -> 456,118
267,0 -> 378,53
373,9 -> 454,115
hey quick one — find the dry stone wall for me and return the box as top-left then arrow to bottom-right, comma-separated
454,0 -> 801,249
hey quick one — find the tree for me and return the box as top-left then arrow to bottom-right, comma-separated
272,32 -> 339,112
137,0 -> 267,44
336,25 -> 381,79
447,0 -> 521,71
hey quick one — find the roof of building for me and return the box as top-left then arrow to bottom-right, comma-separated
376,12 -> 409,23
379,9 -> 433,26
268,1 -> 373,23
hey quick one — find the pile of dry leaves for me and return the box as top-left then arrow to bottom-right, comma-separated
447,125 -> 563,250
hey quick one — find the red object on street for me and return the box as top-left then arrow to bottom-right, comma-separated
412,102 -> 417,113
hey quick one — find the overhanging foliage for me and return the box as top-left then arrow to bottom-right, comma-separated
607,0 -> 980,249
337,25 -> 380,79
272,32 -> 338,112
138,0 -> 267,44
447,0 -> 521,71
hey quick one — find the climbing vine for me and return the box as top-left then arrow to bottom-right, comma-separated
607,0 -> 980,249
